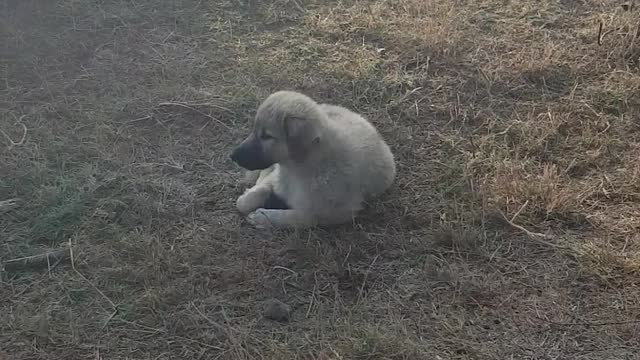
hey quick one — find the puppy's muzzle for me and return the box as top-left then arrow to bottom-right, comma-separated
230,136 -> 274,171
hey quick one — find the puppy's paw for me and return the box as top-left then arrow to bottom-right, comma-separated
247,209 -> 274,229
236,193 -> 257,215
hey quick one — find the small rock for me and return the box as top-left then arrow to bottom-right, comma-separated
263,299 -> 291,322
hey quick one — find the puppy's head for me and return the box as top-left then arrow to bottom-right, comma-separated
230,91 -> 323,170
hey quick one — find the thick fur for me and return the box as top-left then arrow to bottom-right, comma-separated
230,90 -> 396,229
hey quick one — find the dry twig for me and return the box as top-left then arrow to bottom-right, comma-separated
597,21 -> 616,46
597,21 -> 603,46
68,239 -> 117,310
158,102 -> 232,130
497,209 -> 565,249
0,198 -> 19,214
539,316 -> 640,327
0,121 -> 27,149
3,249 -> 70,273
358,254 -> 379,302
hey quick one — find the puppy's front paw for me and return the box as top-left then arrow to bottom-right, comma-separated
236,193 -> 256,215
247,209 -> 274,229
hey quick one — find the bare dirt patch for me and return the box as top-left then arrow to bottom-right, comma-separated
1,0 -> 639,358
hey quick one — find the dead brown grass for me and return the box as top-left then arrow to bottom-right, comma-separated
2,0 -> 640,358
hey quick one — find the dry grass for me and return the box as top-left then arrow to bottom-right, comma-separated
1,0 -> 640,358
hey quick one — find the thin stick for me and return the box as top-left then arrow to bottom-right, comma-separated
49,254 -> 66,272
68,238 -> 75,268
306,283 -> 316,318
597,21 -> 603,46
46,253 -> 51,278
68,239 -> 117,309
272,265 -> 298,275
125,115 -> 152,123
290,0 -> 304,13
358,254 -> 380,302
539,316 -> 640,327
0,120 -> 27,149
191,302 -> 227,332
161,101 -> 233,113
497,209 -> 565,249
510,200 -> 529,223
0,198 -> 19,213
158,102 -> 232,130
102,309 -> 119,329
3,249 -> 70,273
114,318 -> 225,351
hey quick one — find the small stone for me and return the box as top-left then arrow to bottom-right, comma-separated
263,299 -> 291,322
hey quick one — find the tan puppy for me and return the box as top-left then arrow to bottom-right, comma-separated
230,90 -> 396,229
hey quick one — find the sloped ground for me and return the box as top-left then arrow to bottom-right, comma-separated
1,0 -> 639,358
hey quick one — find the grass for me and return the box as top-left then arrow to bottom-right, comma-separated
1,0 -> 640,358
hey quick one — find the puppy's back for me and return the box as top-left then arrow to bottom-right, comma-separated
318,103 -> 396,198
319,104 -> 378,139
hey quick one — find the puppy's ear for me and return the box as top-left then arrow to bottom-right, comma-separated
284,116 -> 319,162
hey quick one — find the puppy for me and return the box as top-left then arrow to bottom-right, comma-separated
230,90 -> 396,229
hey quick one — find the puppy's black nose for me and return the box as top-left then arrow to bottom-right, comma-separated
229,141 -> 272,170
230,147 -> 240,163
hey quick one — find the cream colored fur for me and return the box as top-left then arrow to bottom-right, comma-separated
235,91 -> 396,229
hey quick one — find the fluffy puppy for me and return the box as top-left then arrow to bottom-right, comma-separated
230,90 -> 396,228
